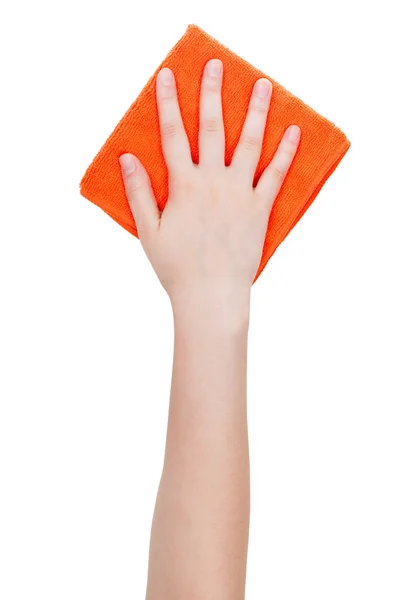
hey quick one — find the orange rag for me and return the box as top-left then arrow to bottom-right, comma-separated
79,23 -> 350,283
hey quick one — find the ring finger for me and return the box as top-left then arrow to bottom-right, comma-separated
230,78 -> 272,183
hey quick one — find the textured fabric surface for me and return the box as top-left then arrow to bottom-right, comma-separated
79,23 -> 351,283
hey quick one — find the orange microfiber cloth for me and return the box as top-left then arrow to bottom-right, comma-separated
79,24 -> 350,283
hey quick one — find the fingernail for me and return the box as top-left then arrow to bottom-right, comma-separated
159,67 -> 173,85
208,59 -> 222,77
119,154 -> 136,175
255,79 -> 272,98
287,125 -> 301,142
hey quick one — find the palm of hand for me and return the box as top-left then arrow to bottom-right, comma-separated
119,59 -> 300,298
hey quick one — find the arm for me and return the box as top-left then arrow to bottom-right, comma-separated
147,285 -> 251,600
119,59 -> 300,599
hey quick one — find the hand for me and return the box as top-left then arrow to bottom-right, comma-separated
119,59 -> 300,305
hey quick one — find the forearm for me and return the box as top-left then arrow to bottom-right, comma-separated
145,285 -> 251,600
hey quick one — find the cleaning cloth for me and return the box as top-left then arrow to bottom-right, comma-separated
79,23 -> 351,283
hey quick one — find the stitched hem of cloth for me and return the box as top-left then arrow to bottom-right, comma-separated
253,136 -> 351,284
102,208 -> 139,237
81,191 -> 139,237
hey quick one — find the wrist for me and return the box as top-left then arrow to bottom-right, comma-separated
170,282 -> 251,334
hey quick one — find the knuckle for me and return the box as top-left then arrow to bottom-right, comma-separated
272,165 -> 286,183
124,168 -> 146,195
125,176 -> 144,195
201,79 -> 220,93
201,118 -> 220,133
160,85 -> 176,101
251,102 -> 267,114
280,145 -> 296,162
161,121 -> 179,138
242,136 -> 261,152
282,142 -> 296,158
169,171 -> 193,193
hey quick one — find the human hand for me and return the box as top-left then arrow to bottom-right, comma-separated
119,59 -> 300,306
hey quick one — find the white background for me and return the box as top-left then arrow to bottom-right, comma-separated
1,1 -> 399,598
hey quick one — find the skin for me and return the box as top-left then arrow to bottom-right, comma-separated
119,58 -> 300,600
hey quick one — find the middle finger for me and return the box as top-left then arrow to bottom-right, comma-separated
198,59 -> 225,168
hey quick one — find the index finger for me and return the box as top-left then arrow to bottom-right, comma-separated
156,68 -> 193,176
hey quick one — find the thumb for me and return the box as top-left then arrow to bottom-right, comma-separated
119,154 -> 160,241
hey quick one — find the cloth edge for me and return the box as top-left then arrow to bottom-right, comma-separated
253,136 -> 351,284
